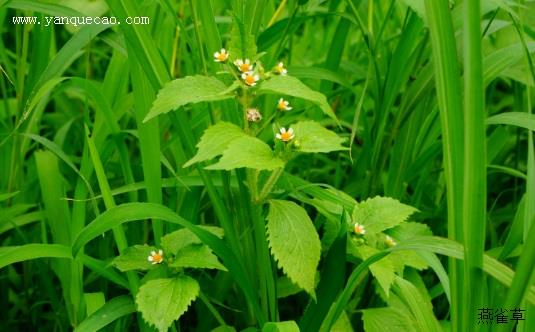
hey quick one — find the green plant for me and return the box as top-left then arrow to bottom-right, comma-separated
1,0 -> 535,331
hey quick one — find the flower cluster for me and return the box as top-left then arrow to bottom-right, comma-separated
213,48 -> 295,141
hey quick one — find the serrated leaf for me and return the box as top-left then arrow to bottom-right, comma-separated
262,321 -> 300,332
136,276 -> 199,332
358,245 -> 396,297
184,122 -> 246,167
228,16 -> 257,61
276,276 -> 303,299
169,244 -> 227,271
112,245 -> 158,272
267,200 -> 321,298
352,196 -> 418,235
292,121 -> 347,153
144,76 -> 234,123
206,136 -> 284,170
258,75 -> 338,122
161,226 -> 224,255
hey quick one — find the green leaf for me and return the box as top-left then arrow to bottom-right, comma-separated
487,112 -> 535,131
361,307 -> 417,332
0,191 -> 19,202
169,244 -> 227,271
183,122 -> 246,168
0,244 -> 72,269
84,292 -> 105,317
292,121 -> 347,153
112,245 -> 158,272
357,245 -> 396,297
228,15 -> 257,61
74,295 -> 136,332
136,276 -> 200,332
144,76 -> 235,123
258,75 -> 338,122
352,197 -> 418,235
330,311 -> 354,332
262,321 -> 300,332
206,136 -> 284,170
161,226 -> 224,255
267,200 -> 321,298
392,277 -> 442,332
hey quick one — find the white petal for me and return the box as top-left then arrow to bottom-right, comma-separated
288,128 -> 294,135
278,62 -> 283,67
282,69 -> 287,75
254,75 -> 259,80
287,106 -> 292,110
214,52 -> 220,57
241,73 -> 247,79
158,249 -> 163,255
278,98 -> 283,103
150,251 -> 156,256
221,48 -> 226,53
152,261 -> 157,265
276,133 -> 281,139
245,59 -> 250,64
148,256 -> 154,261
280,127 -> 286,134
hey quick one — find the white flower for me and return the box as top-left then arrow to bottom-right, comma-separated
275,127 -> 295,142
147,249 -> 164,264
234,58 -> 253,72
214,48 -> 229,62
277,98 -> 292,111
354,223 -> 366,235
385,235 -> 397,247
274,62 -> 287,75
241,71 -> 260,86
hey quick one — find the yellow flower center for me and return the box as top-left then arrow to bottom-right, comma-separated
278,101 -> 286,109
245,75 -> 256,85
280,132 -> 292,141
239,63 -> 251,72
217,53 -> 227,61
152,253 -> 162,262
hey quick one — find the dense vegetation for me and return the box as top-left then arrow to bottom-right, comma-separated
1,0 -> 534,331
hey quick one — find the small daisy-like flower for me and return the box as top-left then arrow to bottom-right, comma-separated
354,222 -> 366,235
275,127 -> 295,142
241,71 -> 260,86
274,62 -> 287,75
214,48 -> 229,62
147,249 -> 164,265
246,108 -> 262,122
385,235 -> 397,247
234,58 -> 253,72
277,98 -> 292,111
